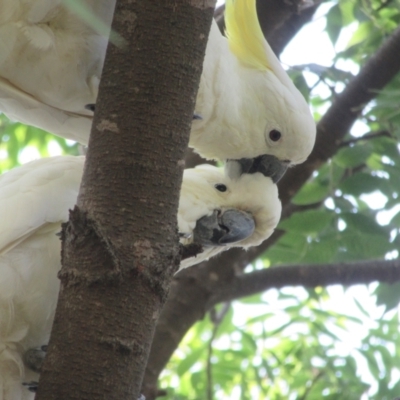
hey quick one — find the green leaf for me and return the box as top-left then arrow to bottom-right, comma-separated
339,173 -> 384,196
346,21 -> 375,49
334,143 -> 373,168
375,282 -> 400,312
326,4 -> 343,46
338,1 -> 355,26
341,212 -> 388,237
278,210 -> 334,235
390,210 -> 400,226
176,346 -> 206,377
292,181 -> 331,205
299,238 -> 338,264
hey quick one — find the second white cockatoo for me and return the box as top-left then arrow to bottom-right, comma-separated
0,155 -> 281,399
0,0 -> 315,181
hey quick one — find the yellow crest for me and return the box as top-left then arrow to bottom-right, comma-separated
225,0 -> 270,71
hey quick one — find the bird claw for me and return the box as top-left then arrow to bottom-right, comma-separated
193,113 -> 202,120
22,381 -> 38,392
23,345 -> 48,373
179,232 -> 192,239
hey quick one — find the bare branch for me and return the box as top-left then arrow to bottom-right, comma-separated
338,130 -> 393,148
206,302 -> 231,400
207,259 -> 400,307
268,1 -> 321,55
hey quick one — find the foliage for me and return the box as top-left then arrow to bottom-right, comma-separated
1,0 -> 400,399
0,114 -> 80,172
158,0 -> 400,398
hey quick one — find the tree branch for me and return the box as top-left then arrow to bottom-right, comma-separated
207,259 -> 400,307
338,130 -> 392,147
206,302 -> 231,400
266,0 -> 321,55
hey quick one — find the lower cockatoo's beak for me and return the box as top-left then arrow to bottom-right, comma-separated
193,209 -> 255,246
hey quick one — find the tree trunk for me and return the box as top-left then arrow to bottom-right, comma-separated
36,1 -> 215,399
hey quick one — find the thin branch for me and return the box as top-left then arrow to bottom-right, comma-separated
375,0 -> 395,12
299,371 -> 325,400
268,1 -> 321,55
206,302 -> 231,400
207,259 -> 400,307
338,130 -> 393,147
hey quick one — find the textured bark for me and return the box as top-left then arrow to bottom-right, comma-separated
142,20 -> 400,399
36,1 -> 215,399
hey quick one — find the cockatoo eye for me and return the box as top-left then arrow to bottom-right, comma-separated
215,184 -> 227,192
269,130 -> 282,142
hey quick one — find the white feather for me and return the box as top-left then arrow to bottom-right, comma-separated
0,156 -> 280,398
0,0 -> 314,164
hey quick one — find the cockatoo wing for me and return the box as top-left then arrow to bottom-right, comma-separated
0,78 -> 92,144
0,0 -> 116,144
0,156 -> 84,400
0,157 -> 280,398
0,156 -> 84,255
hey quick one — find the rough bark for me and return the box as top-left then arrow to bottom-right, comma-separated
36,1 -> 215,399
142,21 -> 400,399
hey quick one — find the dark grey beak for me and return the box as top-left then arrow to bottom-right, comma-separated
251,155 -> 289,183
225,155 -> 289,183
193,209 -> 255,247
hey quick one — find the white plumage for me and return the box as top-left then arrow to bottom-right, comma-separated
0,155 -> 280,399
0,0 -> 315,166
0,0 -> 112,143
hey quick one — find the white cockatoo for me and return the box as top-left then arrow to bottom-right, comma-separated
0,0 -> 315,180
0,155 -> 281,398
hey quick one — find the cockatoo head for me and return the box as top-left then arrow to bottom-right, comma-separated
223,0 -> 316,179
179,164 -> 281,253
